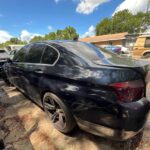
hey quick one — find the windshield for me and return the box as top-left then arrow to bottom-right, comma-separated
59,42 -> 104,61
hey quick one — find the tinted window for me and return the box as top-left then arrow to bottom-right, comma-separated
59,42 -> 104,61
13,46 -> 27,62
145,38 -> 150,47
41,46 -> 58,64
25,44 -> 45,63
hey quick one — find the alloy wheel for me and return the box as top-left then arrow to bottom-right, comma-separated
44,96 -> 66,130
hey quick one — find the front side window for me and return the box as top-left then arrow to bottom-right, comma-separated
13,46 -> 28,62
41,45 -> 59,65
25,44 -> 45,63
145,38 -> 150,48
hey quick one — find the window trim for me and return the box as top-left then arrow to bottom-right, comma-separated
144,37 -> 150,48
40,43 -> 60,66
13,45 -> 29,62
24,43 -> 46,63
14,43 -> 60,66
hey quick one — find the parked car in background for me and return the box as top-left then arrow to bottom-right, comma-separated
117,45 -> 130,54
100,45 -> 122,54
3,41 -> 150,141
9,49 -> 19,59
0,49 -> 10,76
132,35 -> 150,59
5,45 -> 24,53
100,45 -> 131,55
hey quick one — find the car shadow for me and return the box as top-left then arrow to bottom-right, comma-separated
0,79 -> 144,150
66,126 -> 142,150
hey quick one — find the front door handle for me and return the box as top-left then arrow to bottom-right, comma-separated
34,69 -> 43,74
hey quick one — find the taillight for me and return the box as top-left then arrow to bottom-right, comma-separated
110,80 -> 145,103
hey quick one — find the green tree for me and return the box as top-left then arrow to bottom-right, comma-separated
96,9 -> 150,35
42,26 -> 78,41
0,38 -> 26,49
56,29 -> 65,40
111,10 -> 133,33
0,26 -> 79,49
45,32 -> 56,40
96,18 -> 112,35
64,26 -> 79,40
10,38 -> 20,44
30,36 -> 44,43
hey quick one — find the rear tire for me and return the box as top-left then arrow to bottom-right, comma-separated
43,92 -> 76,133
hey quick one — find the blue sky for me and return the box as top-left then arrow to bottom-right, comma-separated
0,0 -> 149,42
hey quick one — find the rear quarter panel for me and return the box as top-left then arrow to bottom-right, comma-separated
38,65 -> 145,130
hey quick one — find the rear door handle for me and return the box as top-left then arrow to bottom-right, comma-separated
34,69 -> 43,74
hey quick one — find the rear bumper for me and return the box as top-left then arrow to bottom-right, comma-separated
75,97 -> 150,141
76,117 -> 143,141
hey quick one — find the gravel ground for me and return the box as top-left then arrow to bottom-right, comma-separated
0,80 -> 150,150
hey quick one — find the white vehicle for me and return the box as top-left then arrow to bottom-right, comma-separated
5,45 -> 24,52
116,45 -> 130,54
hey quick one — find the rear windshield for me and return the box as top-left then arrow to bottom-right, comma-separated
59,42 -> 104,61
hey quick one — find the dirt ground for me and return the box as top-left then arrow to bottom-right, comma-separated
0,80 -> 150,150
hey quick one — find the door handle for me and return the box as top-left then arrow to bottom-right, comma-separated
34,69 -> 43,74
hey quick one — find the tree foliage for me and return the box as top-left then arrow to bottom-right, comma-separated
0,26 -> 78,48
30,26 -> 79,43
96,10 -> 150,35
30,36 -> 44,43
0,10 -> 149,49
0,38 -> 27,49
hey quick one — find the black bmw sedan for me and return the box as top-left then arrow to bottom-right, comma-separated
3,41 -> 150,141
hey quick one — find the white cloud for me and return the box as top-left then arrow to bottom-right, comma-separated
48,25 -> 53,30
20,30 -> 42,42
114,0 -> 150,15
54,0 -> 110,14
0,30 -> 12,43
76,0 -> 110,14
81,25 -> 95,37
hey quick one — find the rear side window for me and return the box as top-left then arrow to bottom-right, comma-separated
145,38 -> 150,48
41,46 -> 59,65
25,44 -> 45,63
13,46 -> 28,62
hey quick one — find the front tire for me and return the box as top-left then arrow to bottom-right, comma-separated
43,92 -> 76,133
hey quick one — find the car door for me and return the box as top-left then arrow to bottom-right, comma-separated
38,44 -> 60,100
21,43 -> 46,104
8,46 -> 28,90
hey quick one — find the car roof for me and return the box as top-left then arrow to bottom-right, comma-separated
30,40 -> 79,45
46,40 -> 77,44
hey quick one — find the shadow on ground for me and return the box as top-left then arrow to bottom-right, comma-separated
0,80 -> 150,150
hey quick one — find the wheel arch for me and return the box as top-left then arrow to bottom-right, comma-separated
40,89 -> 59,104
142,50 -> 150,56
